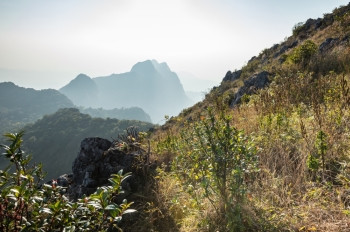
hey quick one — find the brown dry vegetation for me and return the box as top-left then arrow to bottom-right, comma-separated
130,4 -> 350,232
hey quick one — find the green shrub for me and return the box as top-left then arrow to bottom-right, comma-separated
292,22 -> 305,37
171,107 -> 259,231
0,131 -> 134,232
288,40 -> 318,65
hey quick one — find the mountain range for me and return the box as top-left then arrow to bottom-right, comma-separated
60,60 -> 192,123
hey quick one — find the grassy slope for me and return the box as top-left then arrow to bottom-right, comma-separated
145,3 -> 350,232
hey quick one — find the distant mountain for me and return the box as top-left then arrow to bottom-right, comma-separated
0,108 -> 154,180
59,74 -> 99,107
60,60 -> 191,123
0,82 -> 74,136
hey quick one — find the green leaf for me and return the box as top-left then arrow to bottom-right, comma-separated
105,204 -> 117,210
40,208 -> 52,214
122,209 -> 137,214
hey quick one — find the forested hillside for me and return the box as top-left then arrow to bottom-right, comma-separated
0,82 -> 74,137
79,106 -> 152,123
0,108 -> 153,180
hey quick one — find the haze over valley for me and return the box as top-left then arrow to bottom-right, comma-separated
1,1 -> 350,231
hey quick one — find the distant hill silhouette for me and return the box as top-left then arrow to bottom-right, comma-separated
60,60 -> 191,123
0,82 -> 74,137
0,82 -> 152,138
79,107 -> 152,123
59,74 -> 99,107
0,108 -> 154,180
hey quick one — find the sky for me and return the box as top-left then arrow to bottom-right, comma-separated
0,0 -> 349,90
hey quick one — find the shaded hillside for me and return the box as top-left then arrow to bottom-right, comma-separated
0,108 -> 153,180
0,82 -> 74,137
79,106 -> 152,123
148,3 -> 350,231
59,73 -> 99,107
60,60 -> 191,123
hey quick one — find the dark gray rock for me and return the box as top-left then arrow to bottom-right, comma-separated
273,40 -> 298,59
57,174 -> 73,187
72,137 -> 112,185
222,70 -> 242,82
288,40 -> 298,49
66,137 -> 155,201
319,38 -> 339,53
230,71 -> 270,107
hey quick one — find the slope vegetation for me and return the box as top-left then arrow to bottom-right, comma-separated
148,3 -> 350,231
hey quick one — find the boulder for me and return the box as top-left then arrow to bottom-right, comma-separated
222,70 -> 242,82
319,37 -> 339,53
66,137 -> 154,201
230,71 -> 270,107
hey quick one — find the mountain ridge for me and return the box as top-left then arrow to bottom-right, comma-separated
60,59 -> 191,123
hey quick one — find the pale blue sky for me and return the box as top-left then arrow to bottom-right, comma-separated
0,0 -> 348,89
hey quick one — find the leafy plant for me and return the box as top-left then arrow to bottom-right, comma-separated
315,130 -> 328,179
292,22 -> 305,36
288,40 -> 317,65
0,131 -> 134,231
171,107 -> 259,231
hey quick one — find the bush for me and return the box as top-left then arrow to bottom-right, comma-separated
288,40 -> 318,65
171,107 -> 259,231
292,22 -> 305,37
0,131 -> 134,231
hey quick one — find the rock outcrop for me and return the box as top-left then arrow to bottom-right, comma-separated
222,70 -> 242,82
64,136 -> 155,201
230,71 -> 270,107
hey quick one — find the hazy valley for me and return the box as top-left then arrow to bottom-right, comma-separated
2,2 -> 350,232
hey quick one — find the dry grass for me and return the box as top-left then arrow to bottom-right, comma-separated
144,5 -> 350,231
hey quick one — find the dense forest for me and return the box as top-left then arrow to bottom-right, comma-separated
79,106 -> 152,123
0,108 -> 154,180
0,82 -> 74,137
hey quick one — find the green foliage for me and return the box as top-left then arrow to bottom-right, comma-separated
0,108 -> 154,181
307,154 -> 320,172
315,130 -> 328,179
315,130 -> 328,158
240,93 -> 250,104
0,82 -> 74,140
292,22 -> 305,36
288,40 -> 318,65
0,132 -> 133,232
171,107 -> 259,231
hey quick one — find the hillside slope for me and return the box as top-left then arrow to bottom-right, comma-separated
149,3 -> 350,231
0,108 -> 153,180
0,82 -> 74,137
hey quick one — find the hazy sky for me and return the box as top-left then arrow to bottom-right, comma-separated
0,0 -> 348,90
